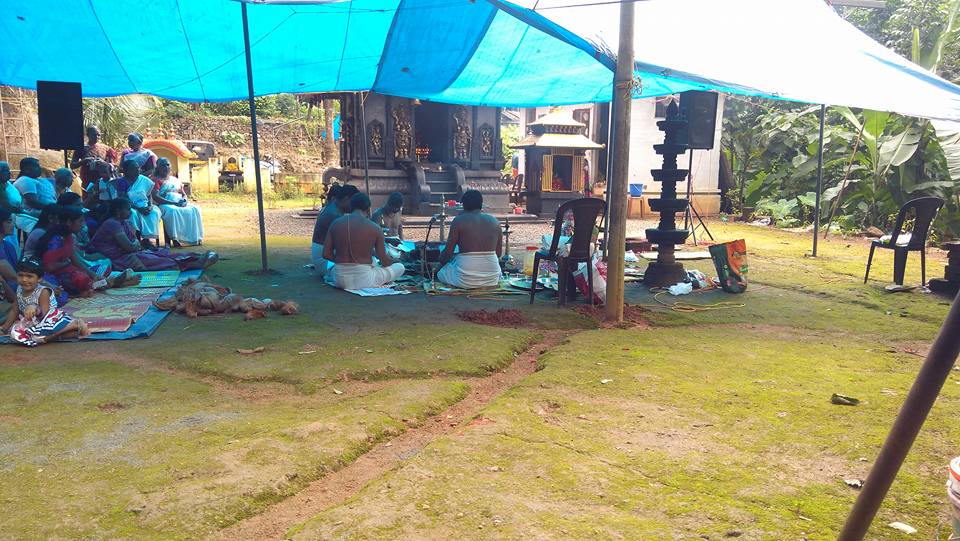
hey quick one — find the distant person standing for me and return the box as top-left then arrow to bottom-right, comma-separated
70,126 -> 118,190
371,192 -> 404,239
120,132 -> 158,176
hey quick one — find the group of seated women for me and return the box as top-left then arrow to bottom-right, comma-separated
0,189 -> 217,307
83,155 -> 203,247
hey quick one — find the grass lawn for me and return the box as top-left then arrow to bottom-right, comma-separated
1,202 -> 957,540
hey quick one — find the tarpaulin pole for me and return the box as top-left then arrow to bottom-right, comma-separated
812,103 -> 825,257
359,92 -> 371,195
604,0 -> 634,323
242,1 -> 269,273
837,291 -> 960,540
602,101 -> 615,262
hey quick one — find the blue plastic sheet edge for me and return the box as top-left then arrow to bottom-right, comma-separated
0,269 -> 203,345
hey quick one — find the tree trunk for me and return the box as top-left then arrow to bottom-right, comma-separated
322,99 -> 337,166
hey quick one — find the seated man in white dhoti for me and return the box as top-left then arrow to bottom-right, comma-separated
323,192 -> 404,290
436,189 -> 503,289
311,184 -> 358,277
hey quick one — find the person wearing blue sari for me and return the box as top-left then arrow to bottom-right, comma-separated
0,209 -> 18,301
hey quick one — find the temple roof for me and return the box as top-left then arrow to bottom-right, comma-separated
512,132 -> 603,149
144,138 -> 197,159
527,110 -> 587,128
514,110 -> 601,149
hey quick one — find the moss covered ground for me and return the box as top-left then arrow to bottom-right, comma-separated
291,223 -> 960,540
2,207 -> 956,540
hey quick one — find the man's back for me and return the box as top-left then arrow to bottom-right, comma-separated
312,204 -> 341,245
327,214 -> 381,264
450,212 -> 501,254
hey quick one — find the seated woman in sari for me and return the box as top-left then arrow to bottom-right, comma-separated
36,206 -> 103,298
22,205 -> 59,260
57,192 -> 112,277
119,159 -> 162,246
89,199 -> 218,272
0,209 -> 18,301
120,132 -> 158,176
152,158 -> 203,246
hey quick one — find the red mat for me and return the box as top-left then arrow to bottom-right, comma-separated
62,290 -> 160,334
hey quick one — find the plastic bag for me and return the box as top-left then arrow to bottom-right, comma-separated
668,282 -> 693,295
709,239 -> 748,293
574,252 -> 607,304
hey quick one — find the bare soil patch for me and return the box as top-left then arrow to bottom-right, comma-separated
209,330 -> 574,541
456,308 -> 526,327
573,304 -> 650,329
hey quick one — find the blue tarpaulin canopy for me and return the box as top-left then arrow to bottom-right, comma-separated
0,0 -> 614,107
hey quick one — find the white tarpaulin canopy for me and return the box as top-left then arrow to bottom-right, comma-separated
524,0 -> 960,121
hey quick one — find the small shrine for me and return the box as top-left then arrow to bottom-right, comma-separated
143,128 -> 221,194
512,111 -> 602,217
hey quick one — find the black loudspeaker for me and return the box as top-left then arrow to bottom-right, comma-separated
37,81 -> 84,151
679,90 -> 719,150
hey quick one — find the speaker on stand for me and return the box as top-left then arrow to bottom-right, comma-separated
678,90 -> 718,245
36,81 -> 84,167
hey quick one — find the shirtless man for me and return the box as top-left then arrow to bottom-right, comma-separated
311,184 -> 358,276
437,189 -> 502,288
371,191 -> 404,239
323,193 -> 404,290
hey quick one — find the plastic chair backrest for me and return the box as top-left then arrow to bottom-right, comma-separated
888,196 -> 944,249
544,197 -> 606,259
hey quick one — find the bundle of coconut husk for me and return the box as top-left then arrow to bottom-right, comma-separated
154,278 -> 299,320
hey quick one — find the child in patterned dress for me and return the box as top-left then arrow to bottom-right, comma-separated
0,259 -> 89,346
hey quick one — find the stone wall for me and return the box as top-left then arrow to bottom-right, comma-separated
167,115 -> 335,174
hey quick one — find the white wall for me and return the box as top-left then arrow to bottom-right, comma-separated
627,96 -> 724,200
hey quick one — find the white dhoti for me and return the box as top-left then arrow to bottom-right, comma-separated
160,204 -> 203,245
129,207 -> 162,239
311,243 -> 332,277
332,262 -> 405,290
437,252 -> 501,289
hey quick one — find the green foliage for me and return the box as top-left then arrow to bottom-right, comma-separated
82,95 -> 164,148
722,0 -> 960,237
500,123 -> 521,175
219,130 -> 246,147
755,197 -> 800,226
200,94 -> 303,119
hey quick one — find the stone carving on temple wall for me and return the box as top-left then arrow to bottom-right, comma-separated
479,124 -> 494,158
368,120 -> 384,157
392,105 -> 412,160
453,106 -> 472,161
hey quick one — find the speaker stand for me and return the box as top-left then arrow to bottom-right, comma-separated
682,150 -> 714,246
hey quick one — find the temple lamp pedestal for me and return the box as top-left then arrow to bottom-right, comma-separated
644,102 -> 691,287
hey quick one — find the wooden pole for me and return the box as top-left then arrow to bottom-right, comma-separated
603,0 -> 634,322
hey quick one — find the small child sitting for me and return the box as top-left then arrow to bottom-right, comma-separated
0,259 -> 89,347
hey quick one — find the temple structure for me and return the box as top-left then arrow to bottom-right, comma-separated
322,93 -> 509,215
512,111 -> 602,217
